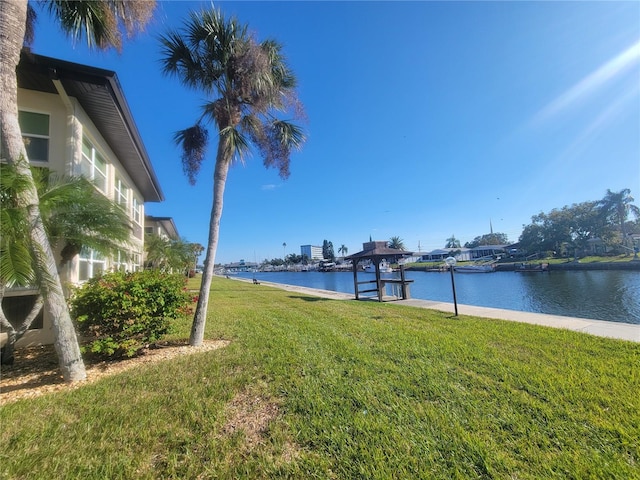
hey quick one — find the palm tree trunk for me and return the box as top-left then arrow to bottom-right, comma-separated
190,137 -> 232,346
1,0 -> 86,381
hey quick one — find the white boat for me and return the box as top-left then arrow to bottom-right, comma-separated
454,264 -> 495,273
364,260 -> 393,273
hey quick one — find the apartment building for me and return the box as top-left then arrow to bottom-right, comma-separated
2,52 -> 165,347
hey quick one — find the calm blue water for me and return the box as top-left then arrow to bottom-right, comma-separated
237,270 -> 640,324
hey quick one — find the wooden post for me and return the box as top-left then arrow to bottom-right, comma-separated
352,260 -> 359,300
400,265 -> 410,299
375,259 -> 383,302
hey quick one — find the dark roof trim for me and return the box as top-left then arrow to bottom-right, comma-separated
17,51 -> 164,202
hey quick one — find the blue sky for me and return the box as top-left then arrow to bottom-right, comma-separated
30,1 -> 639,264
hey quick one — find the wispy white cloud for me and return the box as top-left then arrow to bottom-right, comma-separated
532,39 -> 640,125
261,184 -> 281,191
557,81 -> 638,162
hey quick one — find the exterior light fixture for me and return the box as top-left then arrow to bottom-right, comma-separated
444,256 -> 458,316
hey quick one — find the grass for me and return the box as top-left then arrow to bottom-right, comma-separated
2,277 -> 639,479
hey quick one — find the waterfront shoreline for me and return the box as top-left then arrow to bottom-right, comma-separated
230,276 -> 640,343
407,260 -> 640,272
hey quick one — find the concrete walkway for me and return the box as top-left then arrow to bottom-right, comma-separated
246,278 -> 640,343
397,298 -> 640,343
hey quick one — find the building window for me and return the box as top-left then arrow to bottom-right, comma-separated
81,137 -> 107,192
110,250 -> 142,273
131,253 -> 141,272
145,226 -> 154,236
78,248 -> 105,281
19,111 -> 49,162
132,196 -> 142,225
114,175 -> 129,208
112,250 -> 129,271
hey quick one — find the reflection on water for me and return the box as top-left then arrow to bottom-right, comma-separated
238,270 -> 640,324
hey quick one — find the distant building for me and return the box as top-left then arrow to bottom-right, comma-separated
419,248 -> 472,262
145,216 -> 179,240
301,245 -> 323,260
224,261 -> 258,273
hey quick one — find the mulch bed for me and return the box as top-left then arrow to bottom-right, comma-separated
1,339 -> 229,405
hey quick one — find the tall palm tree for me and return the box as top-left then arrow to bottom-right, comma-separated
159,7 -> 306,346
338,244 -> 348,258
0,0 -> 155,381
598,189 -> 640,251
388,236 -> 405,250
1,165 -> 132,365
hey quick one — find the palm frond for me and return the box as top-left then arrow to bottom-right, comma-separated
219,126 -> 251,163
173,124 -> 209,185
44,0 -> 155,51
255,120 -> 306,179
0,207 -> 34,288
261,39 -> 297,89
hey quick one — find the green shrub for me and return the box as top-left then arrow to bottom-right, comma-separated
70,270 -> 195,358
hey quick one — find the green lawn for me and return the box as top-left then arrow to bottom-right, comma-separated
2,277 -> 639,479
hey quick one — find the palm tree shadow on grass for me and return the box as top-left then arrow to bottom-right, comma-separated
287,296 -> 333,302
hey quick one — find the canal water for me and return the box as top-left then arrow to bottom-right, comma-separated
237,270 -> 640,324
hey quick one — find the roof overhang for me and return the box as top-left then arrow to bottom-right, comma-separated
17,50 -> 164,202
145,216 -> 179,239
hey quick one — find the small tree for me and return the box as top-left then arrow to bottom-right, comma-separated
322,240 -> 335,261
445,235 -> 461,248
388,236 -> 405,250
145,234 -> 197,274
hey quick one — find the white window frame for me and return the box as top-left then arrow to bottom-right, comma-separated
112,250 -> 129,272
114,175 -> 129,208
81,136 -> 107,192
132,196 -> 142,226
131,253 -> 141,272
19,110 -> 50,163
78,248 -> 106,282
110,250 -> 142,273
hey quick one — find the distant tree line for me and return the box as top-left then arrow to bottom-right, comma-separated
518,189 -> 639,257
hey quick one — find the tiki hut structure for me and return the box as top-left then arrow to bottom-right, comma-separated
346,241 -> 414,302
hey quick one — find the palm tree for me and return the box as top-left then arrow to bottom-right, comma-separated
37,168 -> 132,270
190,242 -> 205,273
388,236 -> 405,250
445,235 -> 461,248
159,7 -> 306,346
598,189 -> 640,252
144,234 -> 172,271
0,0 -> 155,381
145,234 -> 197,274
1,165 -> 132,365
338,244 -> 348,258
